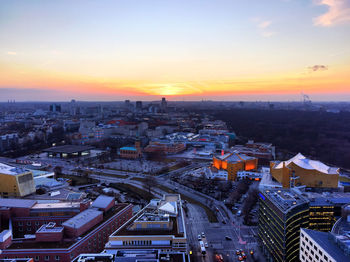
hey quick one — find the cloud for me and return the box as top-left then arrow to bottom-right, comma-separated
7,51 -> 17,55
252,18 -> 276,37
258,20 -> 272,28
308,65 -> 328,71
314,0 -> 350,26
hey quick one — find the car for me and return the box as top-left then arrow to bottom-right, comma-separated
197,235 -> 202,241
238,255 -> 243,261
242,252 -> 247,259
250,250 -> 254,255
237,210 -> 242,216
215,254 -> 224,262
201,232 -> 205,238
205,242 -> 209,248
225,236 -> 232,241
236,249 -> 241,255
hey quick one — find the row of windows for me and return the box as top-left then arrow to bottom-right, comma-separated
300,232 -> 329,262
4,256 -> 60,261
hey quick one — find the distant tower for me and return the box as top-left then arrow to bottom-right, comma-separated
124,100 -> 130,108
50,104 -> 61,113
136,101 -> 142,112
70,99 -> 77,116
161,97 -> 167,113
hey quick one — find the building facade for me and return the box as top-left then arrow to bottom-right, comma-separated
258,188 -> 309,262
0,163 -> 35,198
213,152 -> 258,181
0,197 -> 133,262
270,153 -> 339,188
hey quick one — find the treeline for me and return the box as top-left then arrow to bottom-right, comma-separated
208,108 -> 350,169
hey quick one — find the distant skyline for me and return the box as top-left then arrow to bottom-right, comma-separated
1,0 -> 350,101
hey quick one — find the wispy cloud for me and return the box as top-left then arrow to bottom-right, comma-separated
252,18 -> 275,37
313,0 -> 350,26
7,51 -> 17,55
258,20 -> 272,28
308,64 -> 328,71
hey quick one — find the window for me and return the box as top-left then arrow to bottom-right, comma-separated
27,221 -> 31,226
35,256 -> 39,261
45,256 -> 50,261
55,256 -> 60,261
18,222 -> 23,226
324,255 -> 328,261
35,221 -> 40,226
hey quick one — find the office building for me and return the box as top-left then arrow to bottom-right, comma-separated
300,228 -> 350,262
0,196 -> 133,262
105,194 -> 187,254
258,188 -> 309,262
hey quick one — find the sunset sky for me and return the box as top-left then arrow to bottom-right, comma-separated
1,0 -> 350,101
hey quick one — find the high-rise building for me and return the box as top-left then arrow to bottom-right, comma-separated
258,188 -> 309,262
161,97 -> 167,112
49,104 -> 61,113
135,101 -> 142,111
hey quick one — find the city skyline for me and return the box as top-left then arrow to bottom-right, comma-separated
1,0 -> 350,101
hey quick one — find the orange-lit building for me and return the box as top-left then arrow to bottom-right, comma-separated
270,153 -> 339,188
213,152 -> 258,181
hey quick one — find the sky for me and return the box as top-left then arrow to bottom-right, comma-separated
0,0 -> 350,101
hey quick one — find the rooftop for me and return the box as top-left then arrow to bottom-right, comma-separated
120,146 -> 137,151
36,223 -> 64,233
302,228 -> 350,261
260,188 -> 309,213
0,198 -> 37,209
62,209 -> 103,229
31,201 -> 81,210
43,145 -> 93,154
7,204 -> 130,250
0,163 -> 29,176
91,195 -> 115,210
274,153 -> 339,175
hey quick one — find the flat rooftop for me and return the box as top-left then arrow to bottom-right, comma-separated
261,188 -> 309,213
62,208 -> 102,229
8,204 -> 130,250
0,198 -> 37,209
92,195 -> 114,209
36,223 -> 64,233
43,145 -> 93,154
0,163 -> 29,176
31,202 -> 81,210
302,228 -> 350,262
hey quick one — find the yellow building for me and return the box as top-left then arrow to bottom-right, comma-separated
270,153 -> 339,188
0,163 -> 36,197
106,194 -> 187,253
213,152 -> 258,181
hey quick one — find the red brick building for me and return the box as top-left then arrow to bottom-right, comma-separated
0,196 -> 133,262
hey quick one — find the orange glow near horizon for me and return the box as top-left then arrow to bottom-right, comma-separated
1,62 -> 349,100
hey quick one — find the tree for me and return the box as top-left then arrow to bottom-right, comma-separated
53,166 -> 63,178
143,175 -> 158,194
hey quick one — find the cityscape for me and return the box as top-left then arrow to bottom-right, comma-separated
1,1 -> 350,262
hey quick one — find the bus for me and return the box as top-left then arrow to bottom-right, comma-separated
199,240 -> 206,255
